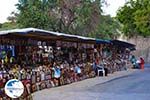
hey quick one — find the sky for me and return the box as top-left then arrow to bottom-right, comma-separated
102,0 -> 127,16
0,0 -> 126,23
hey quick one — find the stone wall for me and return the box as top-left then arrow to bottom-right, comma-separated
118,36 -> 150,63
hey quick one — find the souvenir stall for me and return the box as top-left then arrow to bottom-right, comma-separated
0,28 -> 97,100
0,35 -> 59,99
110,40 -> 136,72
94,39 -> 136,74
93,39 -> 112,75
0,28 -> 136,100
105,45 -> 134,73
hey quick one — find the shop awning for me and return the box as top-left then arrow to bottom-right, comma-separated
111,40 -> 136,50
96,39 -> 111,44
0,28 -> 137,48
0,28 -> 70,36
0,28 -> 96,43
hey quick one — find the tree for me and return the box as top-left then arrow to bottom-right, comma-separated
116,0 -> 150,37
133,0 -> 150,36
4,0 -> 120,39
0,23 -> 2,28
0,12 -> 19,31
16,0 -> 103,35
89,15 -> 121,39
16,0 -> 52,30
0,22 -> 19,31
7,11 -> 18,23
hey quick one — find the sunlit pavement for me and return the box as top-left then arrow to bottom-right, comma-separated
33,66 -> 150,100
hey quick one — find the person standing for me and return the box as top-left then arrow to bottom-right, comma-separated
140,57 -> 145,70
130,55 -> 137,68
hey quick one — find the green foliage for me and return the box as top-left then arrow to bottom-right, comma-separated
133,0 -> 150,36
0,11 -> 19,31
0,23 -> 2,28
16,0 -> 52,29
89,15 -> 121,39
16,0 -> 99,34
0,0 -> 121,39
0,22 -> 19,31
116,0 -> 150,37
16,0 -> 120,38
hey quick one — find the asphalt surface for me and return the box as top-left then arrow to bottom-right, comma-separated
86,69 -> 150,100
33,66 -> 150,100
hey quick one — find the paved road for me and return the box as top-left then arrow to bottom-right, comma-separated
145,64 -> 150,68
33,68 -> 150,100
87,69 -> 150,100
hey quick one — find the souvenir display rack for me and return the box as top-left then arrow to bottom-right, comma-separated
0,28 -> 135,100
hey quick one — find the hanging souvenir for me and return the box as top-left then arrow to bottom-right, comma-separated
45,80 -> 52,88
31,84 -> 37,93
74,43 -> 77,48
31,72 -> 36,84
26,83 -> 31,95
40,71 -> 45,81
37,41 -> 42,49
53,67 -> 61,78
10,46 -> 15,57
48,46 -> 54,62
40,81 -> 46,90
56,41 -> 61,47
